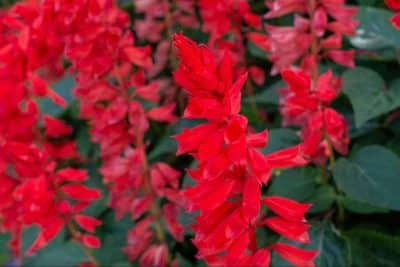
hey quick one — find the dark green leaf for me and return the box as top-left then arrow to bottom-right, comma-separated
307,185 -> 336,214
342,67 -> 400,128
0,233 -> 11,265
338,196 -> 389,214
38,75 -> 75,116
268,168 -> 316,201
346,227 -> 400,267
333,145 -> 400,210
244,80 -> 283,105
263,128 -> 300,154
353,7 -> 400,49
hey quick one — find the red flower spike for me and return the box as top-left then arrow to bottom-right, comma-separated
173,34 -> 315,267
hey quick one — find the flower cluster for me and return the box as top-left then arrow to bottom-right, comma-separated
56,0 -> 184,266
262,0 -> 357,164
0,0 -> 185,265
386,0 -> 400,29
280,68 -> 349,164
199,0 -> 265,85
262,0 -> 358,74
173,33 -> 318,267
0,0 -> 101,260
133,0 -> 198,103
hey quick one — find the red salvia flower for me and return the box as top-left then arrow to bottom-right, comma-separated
386,0 -> 400,29
173,33 -> 318,267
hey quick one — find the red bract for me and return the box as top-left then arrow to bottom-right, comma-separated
56,1 -> 184,265
1,0 -> 183,266
386,0 -> 400,29
173,33 -> 318,267
265,0 -> 358,74
279,68 -> 349,163
198,0 -> 265,84
264,0 -> 355,164
0,0 -> 102,260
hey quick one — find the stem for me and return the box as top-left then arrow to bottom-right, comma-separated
308,0 -> 319,89
66,222 -> 100,266
135,132 -> 171,264
307,0 -> 336,169
336,199 -> 345,224
246,79 -> 266,124
320,164 -> 328,184
165,0 -> 178,70
324,133 -> 336,167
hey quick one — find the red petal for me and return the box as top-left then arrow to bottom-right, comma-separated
248,148 -> 271,184
281,69 -> 311,96
326,50 -> 355,68
61,184 -> 101,202
265,145 -> 308,169
81,235 -> 101,249
147,104 -> 177,122
242,176 -> 261,223
265,217 -> 310,243
271,243 -> 318,267
263,196 -> 311,222
391,13 -> 400,29
56,168 -> 88,184
174,123 -> 218,155
74,215 -> 102,233
226,72 -> 248,115
246,130 -> 268,148
124,46 -> 152,68
44,116 -> 72,138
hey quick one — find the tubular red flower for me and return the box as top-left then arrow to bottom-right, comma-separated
173,33 -> 317,267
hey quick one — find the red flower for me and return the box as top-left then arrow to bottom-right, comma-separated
173,33 -> 317,267
386,0 -> 400,29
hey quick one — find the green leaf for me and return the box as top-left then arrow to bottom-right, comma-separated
333,145 -> 400,210
263,128 -> 300,154
271,222 -> 350,267
307,185 -> 336,214
0,233 -> 10,265
94,212 -> 132,265
342,67 -> 400,128
353,7 -> 400,49
346,227 -> 400,267
38,75 -> 75,116
247,41 -> 267,59
244,80 -> 283,105
338,196 -> 389,214
24,241 -> 86,267
268,168 -> 316,201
